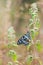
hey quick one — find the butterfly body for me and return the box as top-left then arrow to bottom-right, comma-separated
17,32 -> 31,45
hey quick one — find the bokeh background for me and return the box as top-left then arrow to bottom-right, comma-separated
0,0 -> 43,65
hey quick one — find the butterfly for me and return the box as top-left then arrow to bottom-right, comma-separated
17,31 -> 31,45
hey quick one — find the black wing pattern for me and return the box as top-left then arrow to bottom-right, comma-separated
17,32 -> 31,45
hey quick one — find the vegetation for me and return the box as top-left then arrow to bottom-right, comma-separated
0,0 -> 43,65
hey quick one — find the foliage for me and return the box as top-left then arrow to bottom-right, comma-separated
29,3 -> 40,40
0,1 -> 41,65
27,43 -> 32,50
27,55 -> 33,65
35,20 -> 40,29
7,26 -> 18,63
8,50 -> 18,62
26,3 -> 42,65
35,40 -> 42,52
7,26 -> 18,48
8,26 -> 15,40
30,29 -> 35,39
0,0 -> 42,65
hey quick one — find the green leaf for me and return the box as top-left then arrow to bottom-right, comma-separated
29,19 -> 33,24
8,26 -> 16,40
8,26 -> 15,34
8,50 -> 18,61
27,43 -> 32,50
27,55 -> 33,65
35,40 -> 42,52
12,54 -> 17,61
7,43 -> 12,48
11,41 -> 18,47
29,19 -> 34,28
31,13 -> 37,19
35,31 -> 39,36
7,41 -> 18,48
29,8 -> 33,15
29,8 -> 37,19
30,29 -> 35,39
35,21 -> 40,29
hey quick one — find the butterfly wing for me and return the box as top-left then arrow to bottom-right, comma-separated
17,32 -> 31,45
17,38 -> 22,45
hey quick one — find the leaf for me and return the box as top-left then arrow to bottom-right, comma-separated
8,26 -> 15,34
35,31 -> 39,36
12,54 -> 17,61
30,29 -> 35,39
29,8 -> 37,19
35,21 -> 40,29
8,33 -> 16,40
8,50 -> 18,61
27,43 -> 32,50
8,26 -> 16,40
29,19 -> 34,28
27,55 -> 33,65
29,19 -> 33,24
29,8 -> 33,15
7,41 -> 18,48
35,40 -> 42,52
7,43 -> 12,48
31,13 -> 37,19
11,41 -> 18,47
